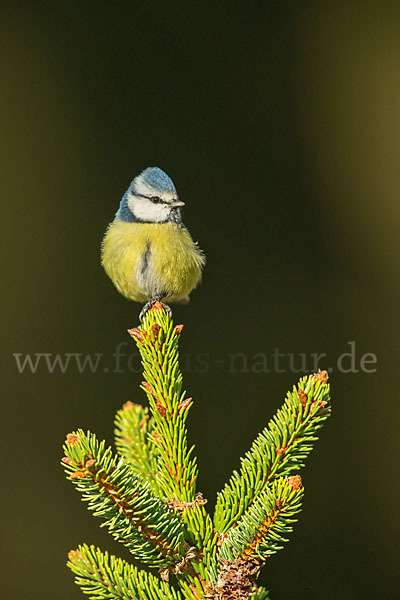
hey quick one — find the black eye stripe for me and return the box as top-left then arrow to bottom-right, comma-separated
134,192 -> 177,205
134,192 -> 165,203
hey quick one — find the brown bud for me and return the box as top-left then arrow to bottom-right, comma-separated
62,457 -> 73,465
122,400 -> 134,410
66,433 -> 79,446
174,324 -> 184,336
157,400 -> 167,418
288,475 -> 302,490
298,389 -> 308,406
85,459 -> 96,469
142,382 -> 156,397
68,549 -> 82,562
276,447 -> 286,460
194,492 -> 207,506
152,301 -> 164,311
159,567 -> 170,582
314,369 -> 329,383
311,399 -> 328,412
216,532 -> 229,547
128,328 -> 144,343
178,397 -> 192,414
71,470 -> 86,479
151,323 -> 161,338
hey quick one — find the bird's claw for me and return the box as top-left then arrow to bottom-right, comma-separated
139,298 -> 172,323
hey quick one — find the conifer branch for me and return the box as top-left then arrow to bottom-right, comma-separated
219,475 -> 304,563
126,306 -> 223,595
114,401 -> 161,495
213,372 -> 330,532
68,544 -> 182,600
62,430 -> 185,567
61,305 -> 331,600
128,304 -> 198,503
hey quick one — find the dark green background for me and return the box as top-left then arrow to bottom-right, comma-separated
2,2 -> 399,599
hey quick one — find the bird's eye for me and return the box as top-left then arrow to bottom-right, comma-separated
150,196 -> 162,204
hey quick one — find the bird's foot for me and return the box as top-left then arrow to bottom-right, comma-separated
139,297 -> 172,323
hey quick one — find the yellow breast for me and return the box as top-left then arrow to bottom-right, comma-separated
101,220 -> 205,303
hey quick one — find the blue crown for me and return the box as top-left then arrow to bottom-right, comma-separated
134,167 -> 176,195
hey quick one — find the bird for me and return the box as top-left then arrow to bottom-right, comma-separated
101,167 -> 205,321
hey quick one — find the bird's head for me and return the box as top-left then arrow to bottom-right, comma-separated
117,167 -> 184,224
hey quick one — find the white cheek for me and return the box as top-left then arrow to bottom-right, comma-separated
128,194 -> 170,222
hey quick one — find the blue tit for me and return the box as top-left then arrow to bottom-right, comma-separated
101,167 -> 205,319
